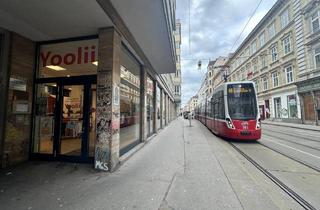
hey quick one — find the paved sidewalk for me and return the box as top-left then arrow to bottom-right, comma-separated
0,117 -> 301,210
262,120 -> 320,132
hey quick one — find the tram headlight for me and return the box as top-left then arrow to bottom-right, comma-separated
226,118 -> 235,129
256,118 -> 261,129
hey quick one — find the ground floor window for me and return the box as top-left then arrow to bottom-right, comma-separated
147,76 -> 154,136
274,97 -> 281,118
287,94 -> 298,118
119,47 -> 141,155
156,86 -> 161,130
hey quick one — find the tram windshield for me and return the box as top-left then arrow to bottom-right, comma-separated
227,83 -> 257,120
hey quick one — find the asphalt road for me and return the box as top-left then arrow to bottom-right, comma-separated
232,124 -> 320,209
261,124 -> 320,170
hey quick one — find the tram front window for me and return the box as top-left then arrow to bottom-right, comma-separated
227,83 -> 257,120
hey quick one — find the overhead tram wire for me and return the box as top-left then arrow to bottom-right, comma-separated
229,0 -> 263,52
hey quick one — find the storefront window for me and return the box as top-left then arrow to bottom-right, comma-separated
120,48 -> 141,154
287,95 -> 298,118
147,76 -> 154,136
38,39 -> 98,78
162,93 -> 166,126
33,83 -> 56,154
156,86 -> 161,130
4,35 -> 34,165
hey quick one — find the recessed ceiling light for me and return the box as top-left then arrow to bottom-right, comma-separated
92,61 -> 98,66
46,65 -> 66,71
67,75 -> 70,77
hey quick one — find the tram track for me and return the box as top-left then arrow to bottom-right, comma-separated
258,141 -> 320,172
262,132 -> 320,152
229,142 -> 317,210
263,128 -> 320,143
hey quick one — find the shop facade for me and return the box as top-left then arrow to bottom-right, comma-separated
0,29 -> 177,170
0,1 -> 178,170
296,76 -> 320,125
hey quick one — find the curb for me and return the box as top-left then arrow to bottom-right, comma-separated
262,122 -> 320,132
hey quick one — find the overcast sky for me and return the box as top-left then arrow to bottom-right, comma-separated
176,0 -> 277,106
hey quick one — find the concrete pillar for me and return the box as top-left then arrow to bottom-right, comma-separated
141,66 -> 147,141
95,27 -> 121,172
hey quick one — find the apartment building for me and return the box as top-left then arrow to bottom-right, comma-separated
295,0 -> 320,125
228,0 -> 301,122
186,95 -> 199,113
207,56 -> 229,94
174,20 -> 182,115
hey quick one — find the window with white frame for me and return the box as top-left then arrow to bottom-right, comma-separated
260,54 -> 266,68
251,41 -> 257,54
259,33 -> 265,47
285,66 -> 293,83
241,68 -> 245,80
254,80 -> 259,92
271,45 -> 278,62
311,10 -> 320,33
262,77 -> 268,90
272,72 -> 279,87
283,36 -> 291,55
281,9 -> 289,29
315,47 -> 320,68
268,22 -> 276,39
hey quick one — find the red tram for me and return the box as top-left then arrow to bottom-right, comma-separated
195,81 -> 261,140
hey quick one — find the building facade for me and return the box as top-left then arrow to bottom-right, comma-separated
227,0 -> 302,122
186,95 -> 198,113
296,0 -> 320,125
0,0 -> 178,170
174,20 -> 182,115
207,56 -> 229,94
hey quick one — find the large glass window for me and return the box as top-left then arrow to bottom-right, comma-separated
227,83 -> 257,120
33,83 -> 56,154
38,39 -> 98,78
287,95 -> 298,118
156,86 -> 161,130
119,48 -> 141,154
163,93 -> 166,125
147,76 -> 154,136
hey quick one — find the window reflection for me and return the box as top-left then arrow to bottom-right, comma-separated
156,86 -> 161,130
119,48 -> 141,154
147,76 -> 154,136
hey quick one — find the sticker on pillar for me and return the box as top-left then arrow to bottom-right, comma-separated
97,73 -> 112,88
95,147 -> 109,171
97,91 -> 111,107
113,84 -> 120,106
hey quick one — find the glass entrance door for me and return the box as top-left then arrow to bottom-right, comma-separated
59,85 -> 84,157
32,76 -> 96,163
